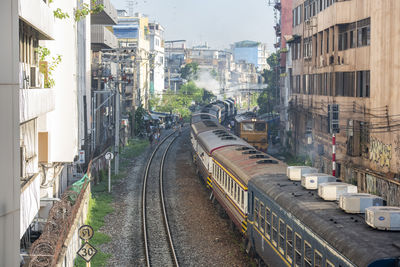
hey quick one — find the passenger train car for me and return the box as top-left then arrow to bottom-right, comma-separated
190,109 -> 400,267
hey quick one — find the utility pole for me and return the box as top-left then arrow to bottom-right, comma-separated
114,50 -> 120,175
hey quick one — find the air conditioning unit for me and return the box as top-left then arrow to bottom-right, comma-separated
318,182 -> 358,201
287,166 -> 318,181
365,206 -> 400,231
301,173 -> 337,190
30,66 -> 39,88
339,193 -> 385,213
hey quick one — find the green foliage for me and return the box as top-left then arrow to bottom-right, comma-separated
180,62 -> 199,81
36,46 -> 62,88
258,52 -> 280,114
53,8 -> 69,19
156,81 -> 214,121
148,95 -> 160,111
134,105 -> 147,136
74,0 -> 104,22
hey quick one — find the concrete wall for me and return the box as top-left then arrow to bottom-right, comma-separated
0,0 -> 20,266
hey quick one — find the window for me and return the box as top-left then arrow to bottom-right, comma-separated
260,203 -> 265,233
279,219 -> 285,254
242,122 -> 255,131
254,198 -> 259,227
286,226 -> 294,263
356,70 -> 370,97
326,260 -> 335,267
265,208 -> 271,239
335,72 -> 355,97
255,122 -> 266,131
338,25 -> 348,51
357,18 -> 370,47
241,190 -> 244,208
272,213 -> 278,246
304,241 -> 312,267
295,233 -> 302,267
230,178 -> 234,195
315,250 -> 323,267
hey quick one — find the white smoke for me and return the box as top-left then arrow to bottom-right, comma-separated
194,70 -> 220,97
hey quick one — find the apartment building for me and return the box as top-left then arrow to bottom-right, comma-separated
113,12 -> 151,109
149,22 -> 165,97
288,0 -> 400,205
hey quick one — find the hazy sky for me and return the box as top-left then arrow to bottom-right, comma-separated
110,0 -> 277,50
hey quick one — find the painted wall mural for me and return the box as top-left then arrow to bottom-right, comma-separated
369,137 -> 392,167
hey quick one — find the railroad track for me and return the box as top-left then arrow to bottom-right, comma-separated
142,131 -> 180,267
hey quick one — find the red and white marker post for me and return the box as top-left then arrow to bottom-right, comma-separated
332,134 -> 336,177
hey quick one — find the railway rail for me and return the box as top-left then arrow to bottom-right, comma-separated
142,131 -> 180,267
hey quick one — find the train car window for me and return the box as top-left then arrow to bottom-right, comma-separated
255,122 -> 266,131
231,178 -> 234,195
254,198 -> 259,227
286,226 -> 294,263
279,219 -> 285,254
234,183 -> 238,202
272,213 -> 278,246
326,260 -> 335,267
242,122 -> 255,131
265,208 -> 271,239
241,190 -> 244,208
236,184 -> 240,202
304,241 -> 312,267
295,233 -> 302,267
314,250 -> 323,267
260,202 -> 265,233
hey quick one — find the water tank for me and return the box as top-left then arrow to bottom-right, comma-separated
339,193 -> 385,213
318,182 -> 357,201
287,166 -> 318,181
301,173 -> 337,190
365,206 -> 400,231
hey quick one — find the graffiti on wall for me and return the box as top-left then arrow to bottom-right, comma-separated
369,138 -> 392,167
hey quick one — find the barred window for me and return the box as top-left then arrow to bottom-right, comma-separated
315,250 -> 323,267
304,241 -> 312,267
272,213 -> 278,246
254,198 -> 259,227
265,208 -> 271,239
295,233 -> 302,267
260,203 -> 265,233
279,219 -> 285,254
286,226 -> 293,263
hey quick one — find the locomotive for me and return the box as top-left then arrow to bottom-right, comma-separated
191,109 -> 400,267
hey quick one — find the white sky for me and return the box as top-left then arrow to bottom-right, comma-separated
110,0 -> 277,50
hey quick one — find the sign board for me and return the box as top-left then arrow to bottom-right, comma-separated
79,150 -> 85,164
77,242 -> 97,262
78,225 -> 94,241
105,152 -> 114,161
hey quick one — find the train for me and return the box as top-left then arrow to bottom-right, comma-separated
234,112 -> 269,152
190,109 -> 400,267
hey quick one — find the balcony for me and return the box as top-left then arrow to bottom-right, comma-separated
18,0 -> 54,40
91,0 -> 118,25
20,173 -> 41,238
20,88 -> 55,123
91,25 -> 118,51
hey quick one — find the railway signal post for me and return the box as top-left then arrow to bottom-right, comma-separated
328,104 -> 339,177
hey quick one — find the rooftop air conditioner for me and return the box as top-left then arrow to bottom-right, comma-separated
339,193 -> 385,213
318,182 -> 357,201
301,173 -> 336,190
365,206 -> 400,231
287,166 -> 318,181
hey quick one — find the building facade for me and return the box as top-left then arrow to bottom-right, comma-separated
149,22 -> 165,97
233,40 -> 270,71
288,0 -> 400,205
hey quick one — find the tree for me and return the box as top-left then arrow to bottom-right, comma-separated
258,52 -> 280,114
180,62 -> 199,81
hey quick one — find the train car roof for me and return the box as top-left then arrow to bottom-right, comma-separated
191,120 -> 225,136
191,113 -> 218,124
250,173 -> 400,267
197,130 -> 248,155
213,148 -> 286,187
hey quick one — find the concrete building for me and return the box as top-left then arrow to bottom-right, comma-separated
149,22 -> 165,96
288,0 -> 400,205
113,12 -> 151,109
233,40 -> 270,71
0,0 -> 20,265
165,40 -> 187,92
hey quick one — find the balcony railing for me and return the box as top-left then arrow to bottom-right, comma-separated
91,0 -> 118,25
91,25 -> 118,51
18,0 -> 54,40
